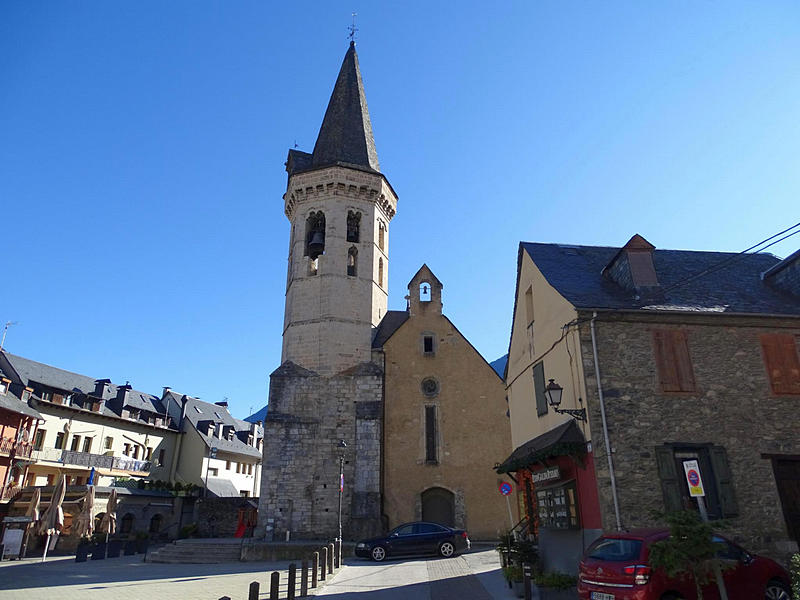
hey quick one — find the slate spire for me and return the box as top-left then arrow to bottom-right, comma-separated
311,42 -> 380,173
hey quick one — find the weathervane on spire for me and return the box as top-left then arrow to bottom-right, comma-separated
348,12 -> 358,44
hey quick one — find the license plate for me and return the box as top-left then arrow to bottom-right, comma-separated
591,593 -> 614,600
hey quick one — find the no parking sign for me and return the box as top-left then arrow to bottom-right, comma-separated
683,460 -> 705,497
498,482 -> 513,496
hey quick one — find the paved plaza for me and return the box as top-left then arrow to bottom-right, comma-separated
0,547 -> 514,600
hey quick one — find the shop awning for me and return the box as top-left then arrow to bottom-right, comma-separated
495,419 -> 587,474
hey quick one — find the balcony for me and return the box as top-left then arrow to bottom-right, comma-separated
0,437 -> 33,459
30,448 -> 151,474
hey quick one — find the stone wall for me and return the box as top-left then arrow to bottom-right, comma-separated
579,313 -> 800,560
258,361 -> 383,541
196,496 -> 258,538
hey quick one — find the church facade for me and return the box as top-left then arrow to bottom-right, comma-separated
258,43 -> 510,541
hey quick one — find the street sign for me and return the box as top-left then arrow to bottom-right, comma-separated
683,460 -> 705,497
499,482 -> 512,496
210,447 -> 218,459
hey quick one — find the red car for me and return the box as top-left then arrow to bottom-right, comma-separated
578,528 -> 791,600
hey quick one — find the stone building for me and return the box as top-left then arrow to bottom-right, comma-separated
375,265 -> 511,539
258,44 -> 512,541
497,234 -> 800,573
258,41 -> 395,540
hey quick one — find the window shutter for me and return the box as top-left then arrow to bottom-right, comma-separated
653,331 -> 679,391
761,334 -> 800,395
672,330 -> 696,392
533,362 -> 547,416
709,446 -> 739,517
655,446 -> 683,512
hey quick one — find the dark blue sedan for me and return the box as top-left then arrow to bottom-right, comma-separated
355,521 -> 471,561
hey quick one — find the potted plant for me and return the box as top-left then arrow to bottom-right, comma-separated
135,531 -> 150,554
90,532 -> 107,560
502,564 -> 524,597
75,535 -> 92,563
531,571 -> 577,600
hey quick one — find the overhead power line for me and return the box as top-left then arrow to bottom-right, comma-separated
661,221 -> 800,293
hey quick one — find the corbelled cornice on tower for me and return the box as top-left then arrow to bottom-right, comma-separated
310,41 -> 380,173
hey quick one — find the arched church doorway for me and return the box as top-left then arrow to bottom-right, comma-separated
421,487 -> 455,527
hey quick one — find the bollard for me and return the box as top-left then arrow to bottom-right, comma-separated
523,562 -> 532,600
288,562 -> 296,600
270,571 -> 280,600
328,543 -> 334,574
320,546 -> 328,581
248,582 -> 259,600
333,540 -> 340,569
301,559 -> 309,596
337,539 -> 342,569
312,552 -> 319,588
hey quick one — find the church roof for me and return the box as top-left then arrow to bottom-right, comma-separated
310,42 -> 380,173
372,311 -> 409,348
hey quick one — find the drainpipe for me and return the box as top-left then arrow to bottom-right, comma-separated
590,312 -> 622,531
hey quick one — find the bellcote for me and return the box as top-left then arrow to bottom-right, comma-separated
408,264 -> 443,317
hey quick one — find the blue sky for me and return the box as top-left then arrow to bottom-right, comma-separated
2,2 -> 799,419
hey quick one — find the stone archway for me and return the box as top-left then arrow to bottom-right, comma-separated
421,487 -> 455,527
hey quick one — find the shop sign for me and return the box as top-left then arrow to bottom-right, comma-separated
532,466 -> 561,484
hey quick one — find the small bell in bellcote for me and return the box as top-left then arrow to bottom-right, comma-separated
308,231 -> 325,259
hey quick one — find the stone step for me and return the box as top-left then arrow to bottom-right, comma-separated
148,541 -> 242,563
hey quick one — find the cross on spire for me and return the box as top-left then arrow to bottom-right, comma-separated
348,12 -> 358,44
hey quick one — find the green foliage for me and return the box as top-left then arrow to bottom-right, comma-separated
179,523 -> 198,539
533,571 -> 577,590
173,481 -> 184,492
648,510 -> 725,600
790,553 -> 800,600
502,564 -> 523,582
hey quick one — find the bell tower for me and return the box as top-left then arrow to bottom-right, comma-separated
259,42 -> 393,541
281,41 -> 398,375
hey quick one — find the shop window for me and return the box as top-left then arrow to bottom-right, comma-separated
425,405 -> 438,464
347,211 -> 360,243
536,481 -> 579,529
533,362 -> 547,417
760,333 -> 800,395
655,443 -> 737,519
652,329 -> 696,393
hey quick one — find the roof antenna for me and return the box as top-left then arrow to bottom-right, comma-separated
0,321 -> 18,352
348,12 -> 358,45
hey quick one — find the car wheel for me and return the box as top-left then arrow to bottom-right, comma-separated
661,595 -> 685,600
439,541 -> 455,558
765,580 -> 791,600
371,545 -> 387,562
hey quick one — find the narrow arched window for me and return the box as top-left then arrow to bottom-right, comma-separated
347,246 -> 358,277
378,258 -> 384,288
378,222 -> 385,251
347,211 -> 361,243
420,282 -> 431,302
305,211 -> 326,259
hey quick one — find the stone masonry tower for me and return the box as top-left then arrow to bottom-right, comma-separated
281,41 -> 397,375
258,42 -> 396,540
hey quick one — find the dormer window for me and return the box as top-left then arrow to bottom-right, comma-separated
0,381 -> 7,395
194,406 -> 202,414
42,391 -> 52,402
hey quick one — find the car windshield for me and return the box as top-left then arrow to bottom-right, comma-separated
585,537 -> 643,562
392,524 -> 415,536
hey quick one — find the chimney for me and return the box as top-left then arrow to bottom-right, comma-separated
116,383 -> 131,405
214,400 -> 228,409
94,379 -> 111,398
602,234 -> 662,300
161,386 -> 171,400
763,248 -> 800,297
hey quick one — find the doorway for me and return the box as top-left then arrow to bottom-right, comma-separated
421,487 -> 455,527
772,457 -> 800,541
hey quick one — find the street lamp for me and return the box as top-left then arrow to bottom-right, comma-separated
336,439 -> 347,545
545,378 -> 586,422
